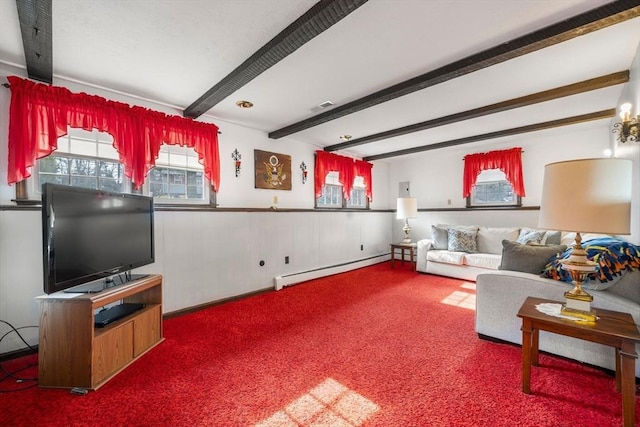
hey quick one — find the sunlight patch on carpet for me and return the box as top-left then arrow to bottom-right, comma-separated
461,282 -> 476,291
441,290 -> 476,310
254,378 -> 379,427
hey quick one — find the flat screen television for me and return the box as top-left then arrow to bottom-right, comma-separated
41,183 -> 155,294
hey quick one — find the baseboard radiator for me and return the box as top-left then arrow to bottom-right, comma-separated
274,253 -> 390,290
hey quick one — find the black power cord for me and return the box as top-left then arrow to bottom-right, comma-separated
0,320 -> 38,392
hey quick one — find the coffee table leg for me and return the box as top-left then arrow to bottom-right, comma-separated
521,319 -> 533,394
619,342 -> 636,427
391,247 -> 395,268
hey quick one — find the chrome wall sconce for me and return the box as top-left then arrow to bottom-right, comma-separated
613,103 -> 638,143
300,162 -> 308,184
231,149 -> 241,177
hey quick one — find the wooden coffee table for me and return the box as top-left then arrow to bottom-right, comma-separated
390,243 -> 416,271
517,296 -> 640,427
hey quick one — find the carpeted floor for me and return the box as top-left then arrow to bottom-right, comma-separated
0,263 -> 638,426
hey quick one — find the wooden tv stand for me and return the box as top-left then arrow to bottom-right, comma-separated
37,274 -> 163,390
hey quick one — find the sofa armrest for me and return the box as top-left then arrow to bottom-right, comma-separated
475,270 -> 640,343
475,270 -> 640,376
416,239 -> 433,272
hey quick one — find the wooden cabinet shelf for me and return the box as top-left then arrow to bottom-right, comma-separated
37,274 -> 163,390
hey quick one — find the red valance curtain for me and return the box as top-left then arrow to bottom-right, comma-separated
314,151 -> 373,202
354,159 -> 373,202
462,147 -> 525,198
6,76 -> 220,191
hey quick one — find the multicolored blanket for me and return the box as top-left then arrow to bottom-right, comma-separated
542,238 -> 640,288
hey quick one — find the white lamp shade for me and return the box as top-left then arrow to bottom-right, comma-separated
397,197 -> 418,219
538,158 -> 632,235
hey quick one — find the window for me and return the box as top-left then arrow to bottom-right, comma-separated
316,172 -> 368,209
39,155 -> 124,192
34,128 -> 209,204
346,176 -> 367,209
466,169 -> 521,207
147,145 -> 206,202
35,128 -> 127,193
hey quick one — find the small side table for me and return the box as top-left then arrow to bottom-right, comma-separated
517,296 -> 640,427
390,243 -> 417,271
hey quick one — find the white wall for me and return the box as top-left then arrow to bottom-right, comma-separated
387,121 -> 612,243
0,64 -> 392,354
613,41 -> 640,245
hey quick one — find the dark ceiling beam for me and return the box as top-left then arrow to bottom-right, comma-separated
15,0 -> 53,84
184,0 -> 369,119
363,109 -> 615,162
269,0 -> 640,139
325,70 -> 629,152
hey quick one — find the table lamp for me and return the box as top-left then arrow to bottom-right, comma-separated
538,158 -> 632,321
397,197 -> 418,243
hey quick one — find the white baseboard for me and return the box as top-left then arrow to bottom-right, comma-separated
273,254 -> 390,290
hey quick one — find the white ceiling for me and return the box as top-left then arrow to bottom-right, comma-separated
1,0 -> 639,161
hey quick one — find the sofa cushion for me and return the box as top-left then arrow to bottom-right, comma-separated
464,253 -> 501,270
499,240 -> 567,274
516,228 -> 545,245
606,270 -> 640,304
477,227 -> 520,255
431,225 -> 449,250
427,250 -> 466,265
448,228 -> 478,253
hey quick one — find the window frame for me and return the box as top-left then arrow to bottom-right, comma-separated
466,169 -> 522,208
315,172 -> 369,209
143,144 -> 210,205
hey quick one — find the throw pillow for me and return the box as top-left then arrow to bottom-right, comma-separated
499,240 -> 567,274
431,225 -> 449,250
448,228 -> 478,253
476,227 -> 520,255
517,228 -> 545,245
542,230 -> 561,245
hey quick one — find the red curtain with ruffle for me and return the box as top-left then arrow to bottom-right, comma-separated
6,76 -> 220,191
354,159 -> 373,202
462,147 -> 525,198
314,151 -> 373,201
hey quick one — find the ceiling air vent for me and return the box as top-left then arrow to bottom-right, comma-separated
311,100 -> 334,113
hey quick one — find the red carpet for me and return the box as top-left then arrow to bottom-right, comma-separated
1,263 -> 638,426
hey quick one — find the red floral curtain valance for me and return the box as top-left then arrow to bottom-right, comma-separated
463,147 -> 525,198
314,151 -> 373,202
6,76 -> 220,191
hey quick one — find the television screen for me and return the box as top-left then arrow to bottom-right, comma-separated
42,183 -> 155,294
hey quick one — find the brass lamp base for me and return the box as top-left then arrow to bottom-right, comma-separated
562,292 -> 597,322
561,305 -> 597,322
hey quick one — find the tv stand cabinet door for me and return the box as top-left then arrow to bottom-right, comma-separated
133,305 -> 162,357
92,322 -> 134,387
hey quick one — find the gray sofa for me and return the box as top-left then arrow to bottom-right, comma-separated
475,269 -> 640,377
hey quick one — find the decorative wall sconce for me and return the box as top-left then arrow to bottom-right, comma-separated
300,161 -> 308,184
231,149 -> 241,177
613,103 -> 638,143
